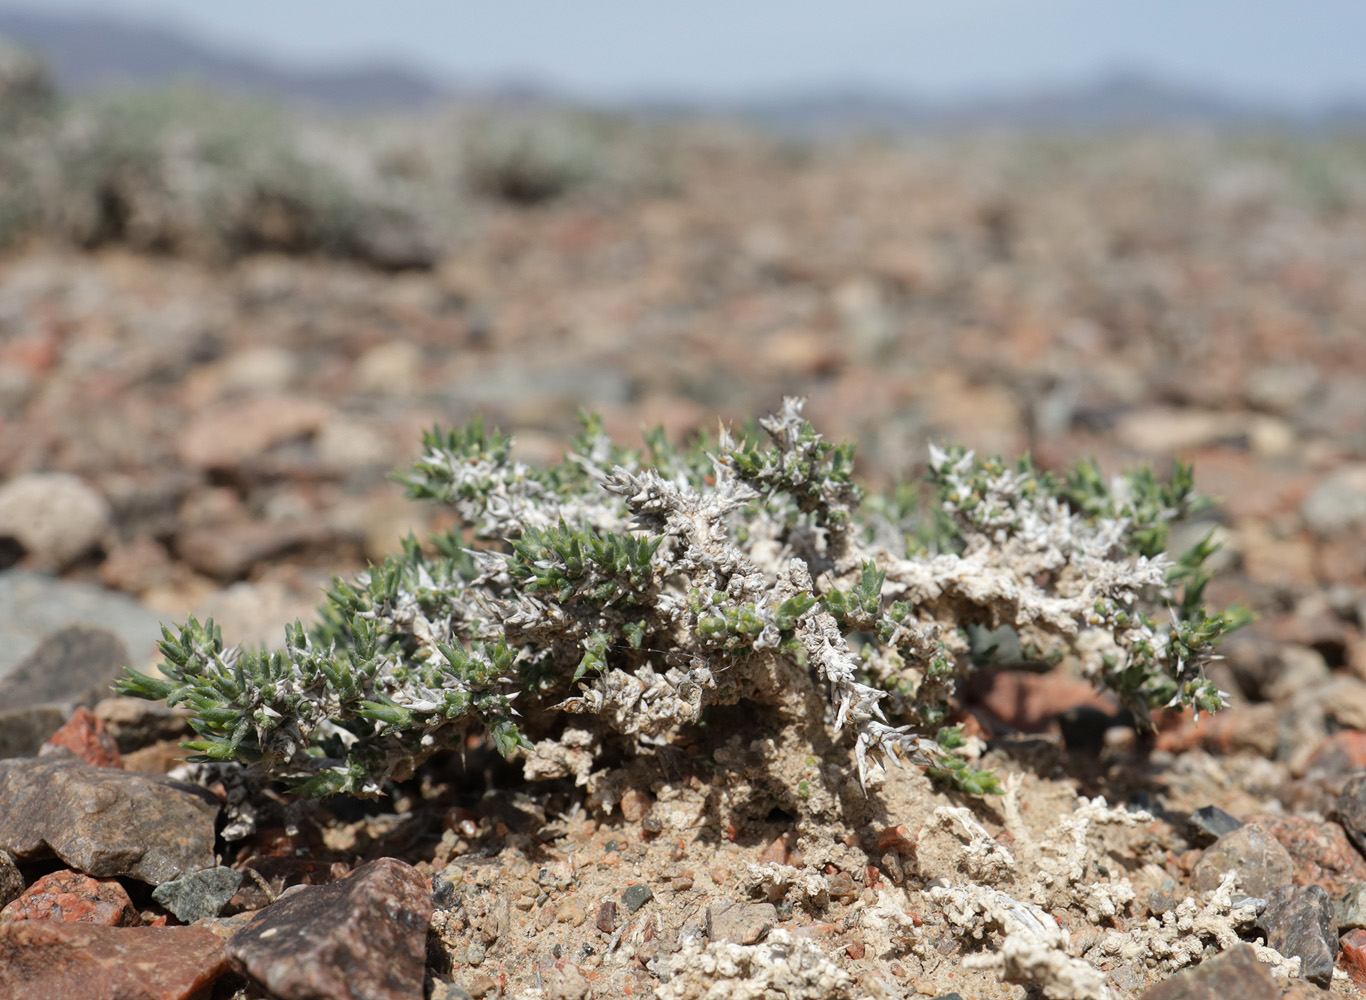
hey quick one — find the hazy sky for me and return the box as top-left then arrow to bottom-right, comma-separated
13,0 -> 1366,107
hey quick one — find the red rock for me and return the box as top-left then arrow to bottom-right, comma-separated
0,870 -> 138,926
0,920 -> 226,1000
1247,815 -> 1366,898
41,707 -> 123,768
1341,927 -> 1366,990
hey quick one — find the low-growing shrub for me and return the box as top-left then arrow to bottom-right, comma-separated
120,399 -> 1243,799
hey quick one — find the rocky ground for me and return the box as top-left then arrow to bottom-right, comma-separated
1,125 -> 1366,999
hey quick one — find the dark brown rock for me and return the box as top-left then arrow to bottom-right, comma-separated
1255,884 -> 1337,987
228,857 -> 431,1000
1138,943 -> 1279,1000
1249,815 -> 1366,898
0,755 -> 218,884
0,869 -> 139,926
229,856 -> 348,913
0,920 -> 227,1000
1191,825 -> 1294,898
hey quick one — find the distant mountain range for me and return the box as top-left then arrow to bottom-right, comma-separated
0,8 -> 446,110
2,6 -> 1363,130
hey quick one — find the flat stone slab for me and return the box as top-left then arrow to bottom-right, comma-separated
0,755 -> 219,885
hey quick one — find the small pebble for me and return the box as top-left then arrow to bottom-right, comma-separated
621,883 -> 653,913
595,900 -> 617,933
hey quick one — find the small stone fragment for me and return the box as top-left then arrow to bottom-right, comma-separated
1191,824 -> 1294,897
40,706 -> 123,768
228,857 -> 431,1000
1188,805 -> 1242,842
1255,884 -> 1337,987
0,755 -> 219,884
706,901 -> 776,945
619,787 -> 652,822
1137,943 -> 1279,1000
0,869 -> 139,926
622,883 -> 653,912
0,921 -> 227,1000
595,899 -> 617,933
759,833 -> 793,866
152,867 -> 244,923
0,850 -> 22,910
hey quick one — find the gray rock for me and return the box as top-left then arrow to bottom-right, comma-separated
1255,884 -> 1338,987
0,570 -> 165,680
1301,465 -> 1366,537
0,755 -> 218,885
228,857 -> 431,1000
1337,882 -> 1366,931
706,901 -> 776,945
622,883 -> 653,913
1191,824 -> 1294,898
0,625 -> 132,758
0,849 -> 22,910
0,472 -> 111,569
1189,805 -> 1243,843
153,867 -> 244,923
1138,943 -> 1279,1000
1336,773 -> 1366,857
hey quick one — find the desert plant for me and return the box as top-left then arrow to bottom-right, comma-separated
119,399 -> 1242,798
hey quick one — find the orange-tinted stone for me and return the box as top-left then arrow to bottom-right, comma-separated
0,870 -> 138,926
